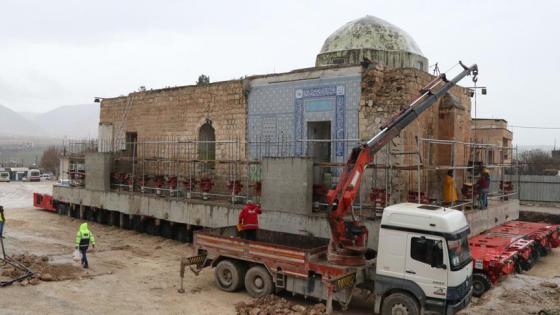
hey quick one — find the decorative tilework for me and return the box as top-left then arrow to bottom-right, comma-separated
248,75 -> 361,160
304,98 -> 334,112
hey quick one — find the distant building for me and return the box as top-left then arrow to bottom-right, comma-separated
7,167 -> 29,181
471,118 -> 513,164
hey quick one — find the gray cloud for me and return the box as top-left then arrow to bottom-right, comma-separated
0,0 -> 559,145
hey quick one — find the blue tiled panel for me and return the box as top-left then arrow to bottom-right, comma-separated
248,75 -> 361,161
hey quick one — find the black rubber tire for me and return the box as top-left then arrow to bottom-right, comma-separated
542,246 -> 550,257
514,257 -> 523,274
107,211 -> 117,226
86,208 -> 95,221
215,260 -> 243,292
131,216 -> 143,232
472,273 -> 491,297
121,214 -> 130,229
244,266 -> 273,298
96,210 -> 105,224
532,246 -> 541,262
521,257 -> 533,271
72,207 -> 80,218
381,292 -> 420,315
174,225 -> 188,243
145,221 -> 160,236
56,204 -> 65,215
160,222 -> 173,239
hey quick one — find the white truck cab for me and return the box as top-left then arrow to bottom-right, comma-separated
375,203 -> 473,315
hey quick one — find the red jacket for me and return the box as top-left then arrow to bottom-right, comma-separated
238,203 -> 262,230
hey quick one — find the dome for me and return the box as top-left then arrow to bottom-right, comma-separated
320,15 -> 424,55
316,15 -> 428,71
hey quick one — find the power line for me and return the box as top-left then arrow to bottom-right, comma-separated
510,125 -> 560,130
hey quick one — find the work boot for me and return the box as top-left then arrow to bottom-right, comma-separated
83,265 -> 89,269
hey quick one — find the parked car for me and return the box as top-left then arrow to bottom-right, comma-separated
40,174 -> 52,181
56,179 -> 71,187
0,171 -> 10,182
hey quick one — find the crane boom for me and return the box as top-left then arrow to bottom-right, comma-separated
325,62 -> 479,266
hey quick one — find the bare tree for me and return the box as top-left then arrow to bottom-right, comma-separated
40,146 -> 61,176
518,149 -> 559,175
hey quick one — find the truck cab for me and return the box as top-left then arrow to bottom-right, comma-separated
375,203 -> 473,315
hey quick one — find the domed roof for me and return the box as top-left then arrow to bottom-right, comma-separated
320,15 -> 424,56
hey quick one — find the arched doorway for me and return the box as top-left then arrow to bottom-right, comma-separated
198,121 -> 216,169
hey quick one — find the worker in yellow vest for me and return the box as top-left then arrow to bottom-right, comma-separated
75,223 -> 95,268
443,170 -> 458,206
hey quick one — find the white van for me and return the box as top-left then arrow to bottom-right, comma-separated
24,169 -> 41,182
0,171 -> 10,182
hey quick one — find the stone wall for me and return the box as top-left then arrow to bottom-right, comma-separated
471,118 -> 513,164
99,80 -> 248,195
359,65 -> 472,203
100,80 -> 247,160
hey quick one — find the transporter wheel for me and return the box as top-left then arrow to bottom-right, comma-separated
244,265 -> 273,298
215,260 -> 244,292
529,246 -> 541,267
514,257 -> 523,274
521,257 -> 533,271
56,204 -> 66,216
145,221 -> 160,236
160,222 -> 173,239
381,292 -> 420,315
538,244 -> 549,257
174,225 -> 189,243
96,210 -> 105,224
131,216 -> 143,232
472,273 -> 491,297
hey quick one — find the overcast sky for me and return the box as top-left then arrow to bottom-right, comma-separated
0,0 -> 558,145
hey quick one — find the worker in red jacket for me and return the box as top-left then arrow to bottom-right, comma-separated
238,202 -> 262,241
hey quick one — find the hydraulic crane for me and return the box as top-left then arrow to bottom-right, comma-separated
326,61 -> 479,266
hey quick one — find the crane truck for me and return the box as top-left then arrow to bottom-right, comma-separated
180,62 -> 479,315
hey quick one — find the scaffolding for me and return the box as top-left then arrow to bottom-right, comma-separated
62,135 -> 518,213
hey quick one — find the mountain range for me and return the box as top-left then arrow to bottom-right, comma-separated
0,103 -> 99,139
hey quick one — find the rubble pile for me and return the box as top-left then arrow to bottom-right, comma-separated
235,295 -> 327,315
1,254 -> 82,285
460,276 -> 560,315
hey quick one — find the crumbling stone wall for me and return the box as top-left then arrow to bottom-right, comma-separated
100,80 -> 246,157
99,80 -> 248,194
359,65 -> 472,203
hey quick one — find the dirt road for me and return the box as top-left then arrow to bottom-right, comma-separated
1,184 -> 559,314
0,207 -> 250,315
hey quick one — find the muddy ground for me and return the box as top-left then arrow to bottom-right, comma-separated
0,182 -> 559,314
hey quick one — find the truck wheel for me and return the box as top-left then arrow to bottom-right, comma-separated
472,273 -> 491,297
215,260 -> 243,292
244,266 -> 273,298
381,292 -> 419,315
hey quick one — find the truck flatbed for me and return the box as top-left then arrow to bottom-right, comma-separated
194,226 -> 367,281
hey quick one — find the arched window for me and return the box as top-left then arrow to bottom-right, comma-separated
198,121 -> 216,169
